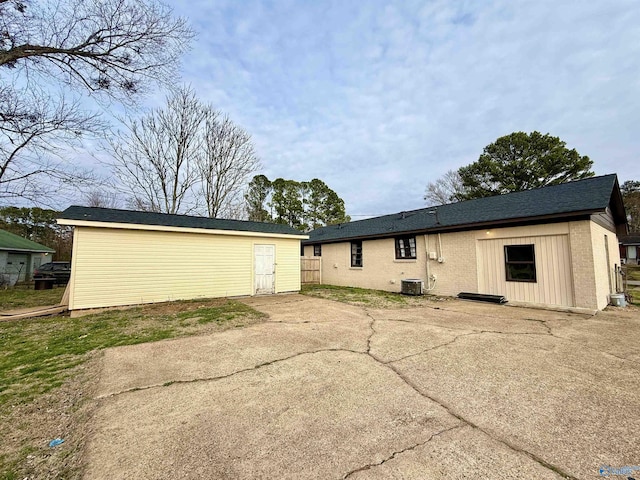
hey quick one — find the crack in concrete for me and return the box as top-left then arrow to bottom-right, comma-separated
365,310 -> 378,355
522,317 -> 553,335
340,424 -> 465,479
377,357 -> 579,479
374,311 -> 552,336
362,308 -> 578,479
373,317 -> 482,333
383,331 -> 481,364
96,298 -> 615,478
375,314 -> 640,367
97,347 -> 362,400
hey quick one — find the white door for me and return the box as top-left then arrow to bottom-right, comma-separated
255,244 -> 275,295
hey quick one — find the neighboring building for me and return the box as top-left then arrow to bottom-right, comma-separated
619,234 -> 640,265
57,206 -> 308,311
0,229 -> 55,284
303,175 -> 627,311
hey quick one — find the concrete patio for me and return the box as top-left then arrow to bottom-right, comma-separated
83,295 -> 640,479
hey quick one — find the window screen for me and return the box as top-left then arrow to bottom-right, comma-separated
395,236 -> 416,259
351,241 -> 363,267
504,244 -> 536,282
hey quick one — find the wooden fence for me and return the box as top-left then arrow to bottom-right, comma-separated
300,257 -> 321,285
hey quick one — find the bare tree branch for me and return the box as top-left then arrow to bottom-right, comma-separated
110,88 -> 260,218
0,84 -> 100,204
198,112 -> 260,218
0,0 -> 193,203
424,169 -> 466,206
1,0 -> 193,102
82,188 -> 120,208
110,87 -> 204,214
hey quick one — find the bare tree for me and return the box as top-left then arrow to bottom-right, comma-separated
424,169 -> 466,206
83,189 -> 121,208
110,87 -> 205,214
0,0 -> 193,203
0,0 -> 192,101
0,85 -> 99,203
198,113 -> 259,218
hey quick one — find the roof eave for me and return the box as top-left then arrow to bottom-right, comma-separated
0,247 -> 55,253
58,218 -> 309,240
304,210 -> 599,245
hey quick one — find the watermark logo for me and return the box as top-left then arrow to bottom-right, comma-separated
599,464 -> 639,478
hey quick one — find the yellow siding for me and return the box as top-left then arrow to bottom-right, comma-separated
69,227 -> 301,310
275,240 -> 301,293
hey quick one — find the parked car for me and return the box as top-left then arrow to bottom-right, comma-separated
33,261 -> 71,285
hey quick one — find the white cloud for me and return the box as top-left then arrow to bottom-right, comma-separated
162,0 -> 640,215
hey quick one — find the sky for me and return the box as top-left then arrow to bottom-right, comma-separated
61,0 -> 639,218
156,0 -> 640,218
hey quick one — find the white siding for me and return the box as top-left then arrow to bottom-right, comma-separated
477,234 -> 574,307
69,227 -> 301,310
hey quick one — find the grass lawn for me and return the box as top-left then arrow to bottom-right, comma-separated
622,265 -> 640,306
628,288 -> 640,305
0,286 -> 65,310
625,264 -> 640,281
301,284 -> 450,307
0,293 -> 266,479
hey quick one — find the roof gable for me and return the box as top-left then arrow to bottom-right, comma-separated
0,229 -> 55,253
308,174 -> 623,244
58,206 -> 305,236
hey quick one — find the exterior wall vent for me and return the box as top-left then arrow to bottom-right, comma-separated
401,279 -> 424,296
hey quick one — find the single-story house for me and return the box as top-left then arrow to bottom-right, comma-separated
0,229 -> 55,284
619,234 -> 640,265
57,206 -> 308,311
303,174 -> 627,311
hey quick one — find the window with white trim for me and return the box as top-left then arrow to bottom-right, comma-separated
395,236 -> 416,259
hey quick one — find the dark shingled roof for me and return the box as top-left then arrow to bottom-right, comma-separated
620,234 -> 640,245
0,229 -> 55,253
59,206 -> 305,236
307,174 -> 625,244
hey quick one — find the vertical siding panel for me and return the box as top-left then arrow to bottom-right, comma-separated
539,235 -> 549,305
547,236 -> 557,305
477,234 -> 572,307
494,240 -> 500,293
537,235 -> 549,305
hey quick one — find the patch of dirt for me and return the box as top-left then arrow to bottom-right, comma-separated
305,290 -> 455,309
1,352 -> 101,479
138,297 -> 231,315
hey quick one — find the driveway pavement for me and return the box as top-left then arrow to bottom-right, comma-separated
84,295 -> 640,479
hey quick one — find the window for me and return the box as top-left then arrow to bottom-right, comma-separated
395,236 -> 416,259
351,241 -> 363,267
504,244 -> 536,282
314,244 -> 322,256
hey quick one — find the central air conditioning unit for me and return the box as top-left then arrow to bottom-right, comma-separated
401,279 -> 424,296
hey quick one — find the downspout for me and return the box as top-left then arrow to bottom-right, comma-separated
424,234 -> 437,291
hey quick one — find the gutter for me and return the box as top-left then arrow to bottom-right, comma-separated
305,210 -> 600,245
0,248 -> 55,253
